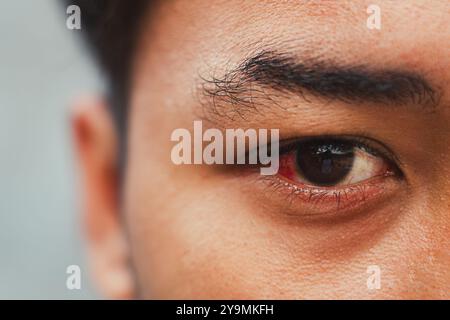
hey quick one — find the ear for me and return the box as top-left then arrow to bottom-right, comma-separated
72,97 -> 134,299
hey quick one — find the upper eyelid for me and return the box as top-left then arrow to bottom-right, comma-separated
278,135 -> 401,166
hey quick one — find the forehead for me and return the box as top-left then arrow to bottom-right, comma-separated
141,0 -> 449,77
131,0 -> 450,121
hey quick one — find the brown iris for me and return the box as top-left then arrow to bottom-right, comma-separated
295,139 -> 355,186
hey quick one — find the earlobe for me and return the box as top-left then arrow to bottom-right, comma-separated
72,97 -> 134,299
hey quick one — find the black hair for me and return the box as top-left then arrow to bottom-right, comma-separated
67,0 -> 152,137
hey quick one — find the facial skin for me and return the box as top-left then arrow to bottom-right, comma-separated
73,0 -> 450,299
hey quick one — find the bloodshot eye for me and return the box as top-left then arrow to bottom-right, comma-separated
278,138 -> 396,187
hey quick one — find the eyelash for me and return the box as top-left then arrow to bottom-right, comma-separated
278,135 -> 400,167
249,135 -> 403,217
259,172 -> 392,212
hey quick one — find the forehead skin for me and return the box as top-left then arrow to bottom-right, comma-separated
134,0 -> 450,85
124,0 -> 450,298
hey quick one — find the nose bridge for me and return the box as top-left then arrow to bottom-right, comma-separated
421,120 -> 450,214
419,193 -> 450,292
431,149 -> 450,214
401,153 -> 450,294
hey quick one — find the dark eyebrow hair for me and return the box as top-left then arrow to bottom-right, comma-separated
200,50 -> 440,117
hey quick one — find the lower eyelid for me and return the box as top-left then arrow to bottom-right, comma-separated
254,174 -> 401,220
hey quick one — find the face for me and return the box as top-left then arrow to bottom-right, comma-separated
74,0 -> 450,299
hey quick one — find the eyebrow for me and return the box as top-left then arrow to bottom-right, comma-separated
200,50 -> 440,115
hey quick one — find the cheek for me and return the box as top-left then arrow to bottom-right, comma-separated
123,103 -> 274,297
124,160 -> 450,299
123,140 -> 300,298
123,174 -> 265,298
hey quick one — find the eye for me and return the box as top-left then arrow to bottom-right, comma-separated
279,138 -> 393,187
234,135 -> 403,217
249,136 -> 403,217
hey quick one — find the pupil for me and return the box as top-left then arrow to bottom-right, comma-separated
295,139 -> 355,186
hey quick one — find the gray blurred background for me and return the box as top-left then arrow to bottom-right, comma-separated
0,0 -> 101,298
